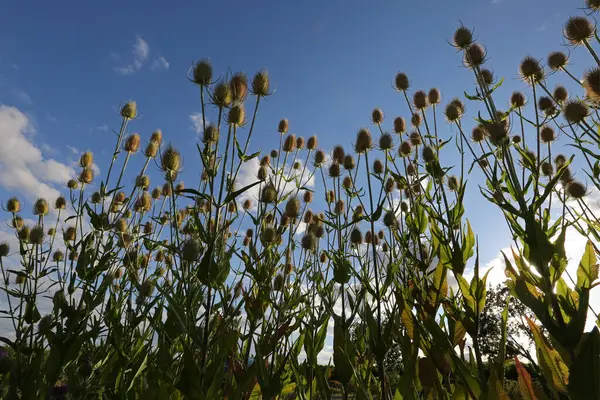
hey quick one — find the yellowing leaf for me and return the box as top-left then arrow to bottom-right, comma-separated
515,356 -> 538,400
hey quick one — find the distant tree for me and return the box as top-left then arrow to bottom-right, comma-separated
478,284 -> 536,362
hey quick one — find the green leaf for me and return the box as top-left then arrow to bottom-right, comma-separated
568,327 -> 600,400
221,180 -> 261,206
514,356 -> 538,400
577,240 -> 598,289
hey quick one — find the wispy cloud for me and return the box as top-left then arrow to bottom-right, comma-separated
189,112 -> 204,134
151,55 -> 170,71
12,88 -> 32,105
113,36 -> 151,75
537,22 -> 548,32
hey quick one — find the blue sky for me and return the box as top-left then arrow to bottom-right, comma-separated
0,0 -> 585,264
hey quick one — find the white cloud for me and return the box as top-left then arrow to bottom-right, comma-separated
114,35 -> 151,75
0,105 -> 74,202
67,145 -> 79,155
151,56 -> 170,71
190,112 -> 204,134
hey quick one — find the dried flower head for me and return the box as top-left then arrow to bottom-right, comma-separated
282,134 -> 297,153
6,197 -> 20,213
399,141 -> 413,157
144,141 -> 159,158
12,215 -> 23,229
384,177 -> 395,192
243,199 -> 252,210
120,101 -> 137,119
135,175 -> 150,190
471,126 -> 485,142
343,154 -> 355,170
510,91 -> 526,108
228,103 -> 245,126
483,122 -> 509,146
150,130 -> 162,145
563,100 -> 589,123
342,175 -> 353,189
192,59 -> 212,86
379,133 -> 394,150
444,103 -> 461,122
332,145 -> 345,163
260,184 -> 277,203
251,69 -> 270,96
393,117 -> 406,134
463,43 -> 486,68
34,198 -> 49,216
547,51 -> 568,71
480,69 -> 494,85
564,16 -> 595,45
413,90 -> 428,110
355,128 -> 373,153
67,179 -> 79,190
260,227 -> 277,245
422,146 -> 435,163
296,136 -> 305,149
257,166 -> 268,180
124,133 -> 141,153
409,131 -> 422,146
519,56 -> 544,83
213,83 -> 233,107
18,226 -> 30,242
303,191 -> 313,203
394,72 -> 410,91
540,125 -> 556,143
350,228 -> 363,245
373,159 -> 384,174
29,225 -> 44,245
161,144 -> 182,179
538,96 -> 556,116
285,197 -> 301,219
428,88 -> 441,105
0,242 -> 9,258
512,135 -> 522,144
52,250 -> 63,262
372,108 -> 384,124
584,68 -> 600,102
334,199 -> 345,215
79,151 -> 93,168
202,124 -> 220,144
567,181 -> 586,198
400,201 -> 409,213
553,85 -> 569,103
278,118 -> 289,134
230,72 -> 248,101
301,234 -> 317,251
307,135 -> 318,150
453,26 -> 473,49
328,162 -> 341,178
541,161 -> 553,177
560,167 -> 574,185
447,175 -> 459,191
79,167 -> 94,184
383,211 -> 397,228
55,196 -> 67,210
411,113 -> 422,127
314,150 -> 326,166
586,0 -> 600,11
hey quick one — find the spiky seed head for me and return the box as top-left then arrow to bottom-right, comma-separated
537,96 -> 555,115
355,128 -> 372,153
181,239 -> 201,262
540,126 -> 556,143
422,146 -> 435,163
114,218 -> 127,233
372,159 -> 383,175
350,228 -> 363,245
11,215 -> 23,229
584,68 -> 600,102
243,199 -> 252,210
342,176 -> 353,189
228,103 -> 245,126
303,191 -> 313,203
512,135 -> 522,144
394,72 -> 410,91
450,98 -> 466,114
202,124 -> 220,144
483,122 -> 509,146
143,221 -> 153,235
372,108 -> 384,124
341,154 -> 354,170
463,43 -> 486,68
553,85 -> 569,103
334,200 -> 345,215
332,145 -> 345,163
140,280 -> 155,298
314,150 -> 326,166
213,83 -> 232,107
0,242 -> 9,258
161,144 -> 182,178
413,90 -> 428,110
567,181 -> 586,198
6,197 -> 20,213
18,226 -> 30,242
193,59 -> 212,86
307,136 -> 318,150
151,187 -> 161,200
547,51 -> 568,71
304,210 -> 314,224
409,131 -> 422,146
328,162 -> 341,178
296,136 -> 305,149
15,274 -> 26,284
400,202 -> 409,213
227,73 -> 247,102
399,141 -> 413,156
560,167 -> 574,185
278,118 -> 290,133
52,250 -> 63,262
587,0 -> 600,10
479,69 -> 494,85
79,167 -> 94,184
270,150 -> 279,159
384,177 -> 395,193
260,184 -> 277,203
48,227 -> 55,236
564,16 -> 595,45
144,141 -> 159,158
428,88 -> 441,105
135,175 -> 150,190
510,91 -> 526,108
447,175 -> 459,191
285,197 -> 301,219
379,133 -> 394,150
63,226 -> 76,242
319,251 -> 327,263
326,189 -> 335,203
67,179 -> 79,190
541,162 -> 553,177
393,117 -> 406,134
162,183 -> 172,197
257,166 -> 268,180
260,227 -> 277,245
34,198 -> 49,216
453,26 -> 473,49
365,230 -> 373,244
30,225 -> 45,245
282,134 -> 297,153
79,151 -> 93,168
471,126 -> 485,142
251,69 -> 270,96
120,101 -> 137,119
411,113 -> 422,127
124,133 -> 141,153
55,196 -> 67,210
564,100 -> 589,123
444,103 -> 461,122
139,192 -> 152,212
259,155 -> 270,167
299,233 -> 316,251
519,56 -> 544,83
383,211 -> 397,228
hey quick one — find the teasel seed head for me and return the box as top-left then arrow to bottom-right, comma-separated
343,175 -> 353,190
422,146 -> 435,163
343,154 -> 355,170
52,250 -> 63,262
79,151 -> 93,168
242,199 -> 252,210
192,59 -> 212,86
484,122 -> 509,146
365,230 -> 373,244
393,117 -> 406,134
124,133 -> 141,153
471,126 -> 485,142
278,118 -> 289,134
260,227 -> 277,245
463,43 -> 486,68
120,101 -> 137,119
383,211 -> 398,228
228,103 -> 245,126
144,221 -> 153,235
202,124 -> 220,144
18,225 -> 30,242
586,0 -> 600,11
355,128 -> 373,153
584,67 -> 600,102
175,181 -> 185,193
350,228 -> 363,245
67,179 -> 79,190
379,133 -> 394,151
63,226 -> 76,242
29,225 -> 44,245
230,72 -> 248,102
406,162 -> 417,175
332,145 -> 345,163
328,162 -> 341,178
413,90 -> 428,110
510,91 -> 526,108
541,161 -> 553,177
161,144 -> 182,180
260,184 -> 277,203
326,190 -> 335,203
453,25 -> 473,49
307,135 -> 318,150
282,134 -> 297,153
444,103 -> 462,122
411,113 -> 422,127
567,181 -> 587,198
372,108 -> 384,124
519,56 -> 544,83
213,82 -> 233,107
285,197 -> 301,219
538,96 -> 556,116
564,16 -> 595,45
384,177 -> 395,193
296,136 -> 305,149
55,196 -> 67,210
512,135 -> 522,144
6,197 -> 20,213
257,166 -> 268,181
447,175 -> 459,191
114,218 -> 127,233
480,69 -> 494,85
547,51 -> 568,71
79,167 -> 94,184
409,131 -> 422,146
394,72 -> 410,91
540,125 -> 556,143
560,167 -> 574,185
48,227 -> 55,236
428,88 -> 441,105
34,198 -> 49,216
251,69 -> 270,97
1,243 -> 13,258
553,85 -> 569,103
399,141 -> 413,157
563,100 -> 589,124
373,159 -> 384,175
135,175 -> 150,190
314,150 -> 326,166
15,275 -> 26,285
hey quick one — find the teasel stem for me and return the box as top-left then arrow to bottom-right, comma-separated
560,66 -> 582,86
232,95 -> 261,185
104,117 -> 129,198
584,39 -> 600,67
530,80 -> 542,217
